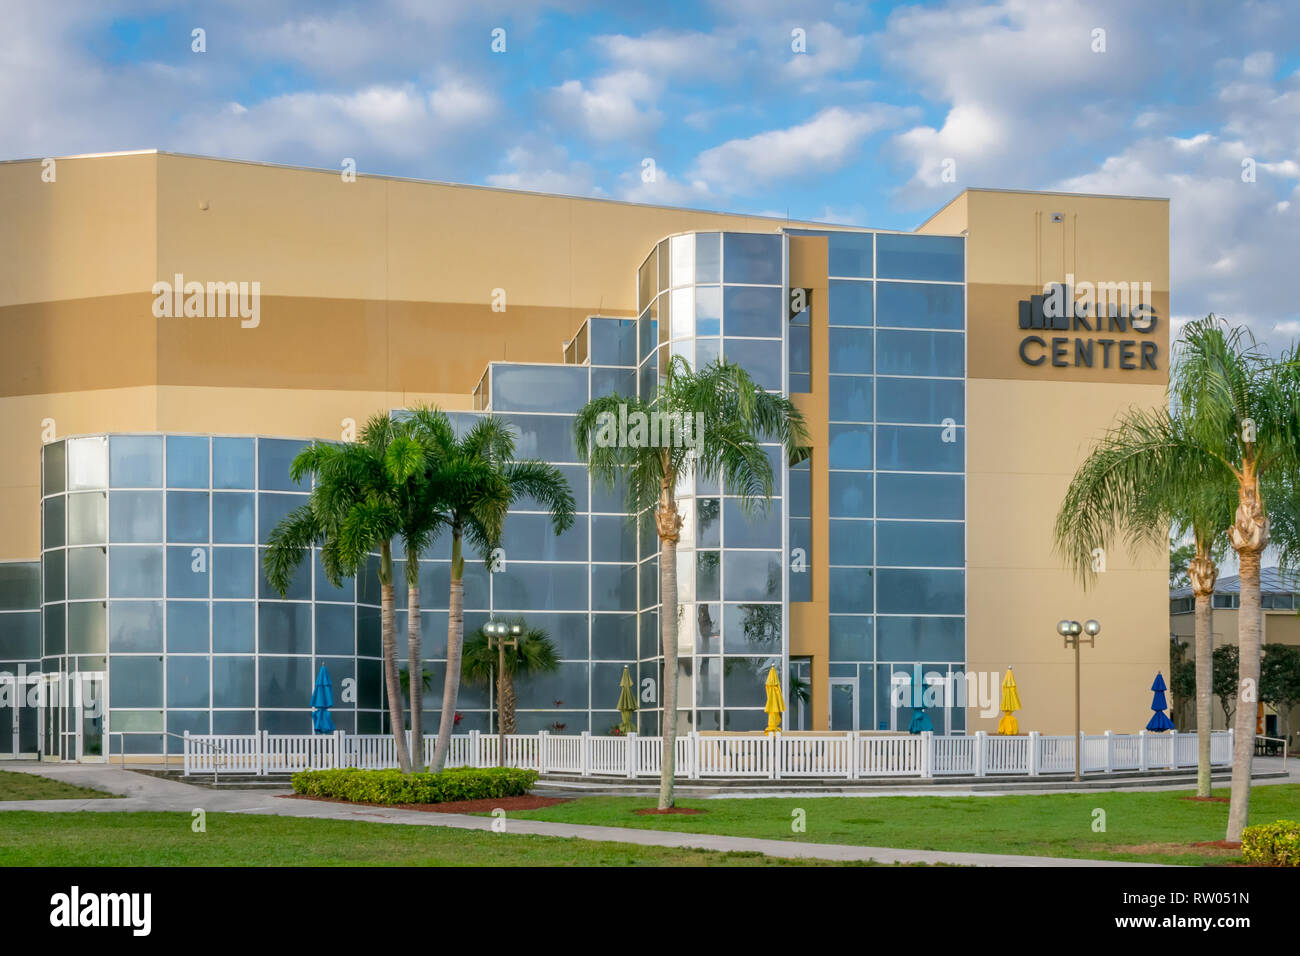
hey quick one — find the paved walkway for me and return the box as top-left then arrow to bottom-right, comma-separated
0,762 -> 1174,867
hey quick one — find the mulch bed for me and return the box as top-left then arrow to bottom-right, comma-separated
1180,796 -> 1230,803
281,793 -> 570,813
1191,840 -> 1242,849
634,807 -> 707,815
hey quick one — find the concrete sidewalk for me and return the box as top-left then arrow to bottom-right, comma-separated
0,763 -> 1164,867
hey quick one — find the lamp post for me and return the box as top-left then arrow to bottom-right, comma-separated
1056,618 -> 1101,781
484,620 -> 521,766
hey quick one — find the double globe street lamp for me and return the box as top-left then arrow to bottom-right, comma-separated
1056,618 -> 1101,781
484,620 -> 523,765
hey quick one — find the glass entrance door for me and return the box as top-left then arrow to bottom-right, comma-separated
77,673 -> 106,761
0,674 -> 40,759
40,673 -> 62,760
828,677 -> 858,731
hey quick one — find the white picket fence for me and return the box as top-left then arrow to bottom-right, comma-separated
183,728 -> 1234,779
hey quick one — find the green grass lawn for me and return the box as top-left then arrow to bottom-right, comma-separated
0,771 -> 119,801
504,784 -> 1300,866
0,811 -> 875,866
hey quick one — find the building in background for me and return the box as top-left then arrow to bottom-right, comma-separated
0,152 -> 1169,760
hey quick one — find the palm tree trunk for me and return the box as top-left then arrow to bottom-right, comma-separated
656,474 -> 683,810
1227,478 -> 1267,842
430,526 -> 464,773
407,550 -> 424,772
502,670 -> 517,735
1188,552 -> 1216,798
379,542 -> 411,773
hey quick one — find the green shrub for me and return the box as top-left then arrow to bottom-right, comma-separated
1241,820 -> 1300,866
290,766 -> 538,805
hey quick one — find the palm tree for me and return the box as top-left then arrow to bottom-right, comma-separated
1055,403 -> 1233,798
391,405 -> 460,771
1173,317 -> 1300,840
423,417 -> 575,773
462,619 -> 559,734
574,355 -> 808,809
263,413 -> 427,772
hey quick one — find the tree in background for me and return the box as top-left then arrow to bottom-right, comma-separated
1168,637 -> 1197,729
1261,643 -> 1300,744
1214,644 -> 1241,726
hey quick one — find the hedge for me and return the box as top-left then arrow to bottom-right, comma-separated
291,767 -> 539,805
1241,820 -> 1300,866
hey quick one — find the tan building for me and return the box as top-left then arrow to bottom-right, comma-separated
0,151 -> 1169,759
1170,568 -> 1300,742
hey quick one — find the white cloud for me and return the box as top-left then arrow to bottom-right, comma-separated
783,22 -> 867,86
693,105 -> 904,190
486,144 -> 603,197
550,70 -> 663,143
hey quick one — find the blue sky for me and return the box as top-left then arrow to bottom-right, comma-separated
3,0 -> 1299,345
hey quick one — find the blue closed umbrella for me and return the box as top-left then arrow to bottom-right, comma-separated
311,665 -> 336,734
1145,671 -> 1175,732
907,664 -> 934,734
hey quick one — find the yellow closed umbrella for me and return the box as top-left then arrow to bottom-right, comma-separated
996,667 -> 1022,735
764,666 -> 786,735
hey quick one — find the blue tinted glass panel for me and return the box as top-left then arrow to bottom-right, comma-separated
829,567 -> 872,613
723,234 -> 781,285
876,616 -> 964,661
589,318 -> 638,366
315,603 -> 354,656
876,282 -> 963,330
167,491 -> 209,542
723,339 -> 781,390
166,546 -> 208,598
828,424 -> 872,470
259,656 -> 314,707
696,233 -> 721,283
591,515 -> 636,563
501,513 -> 588,561
109,491 -> 163,542
591,614 -> 636,659
789,519 -> 811,602
212,546 -> 256,599
212,601 -> 255,653
828,280 -> 873,326
828,615 -> 873,660
829,328 -> 872,374
828,519 -> 873,565
828,376 -> 873,422
492,365 -> 588,412
876,521 -> 964,567
213,657 -> 255,707
43,441 -> 66,495
314,551 -> 355,601
876,474 -> 963,519
592,564 -> 636,612
723,604 -> 782,655
109,546 -> 163,597
259,603 -> 312,654
723,499 -> 782,549
212,492 -> 255,543
723,286 -> 782,338
876,425 -> 963,472
167,656 -> 210,708
109,656 -> 163,707
503,414 -> 577,462
67,547 -> 106,601
591,367 -> 636,400
876,378 -> 964,424
876,234 -> 963,282
258,493 -> 306,546
876,569 -> 964,614
166,436 -> 209,489
828,472 -> 872,518
213,438 -> 255,489
108,601 -> 163,651
695,286 -> 721,336
828,232 -> 873,278
0,611 -> 40,659
723,552 -> 782,601
877,330 -> 963,377
258,546 -> 310,600
110,436 -> 163,487
258,439 -> 308,491
167,601 -> 209,652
